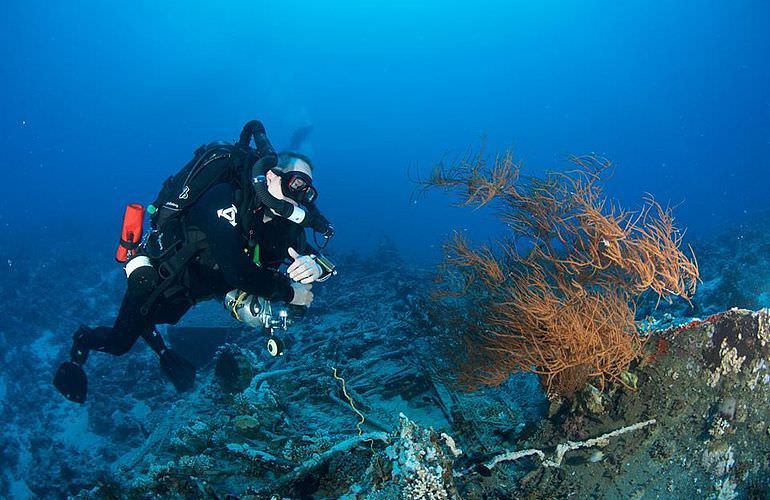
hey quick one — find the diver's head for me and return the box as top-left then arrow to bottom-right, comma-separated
266,152 -> 317,205
278,151 -> 313,174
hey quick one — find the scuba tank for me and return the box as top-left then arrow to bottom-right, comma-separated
224,289 -> 289,356
116,204 -> 145,263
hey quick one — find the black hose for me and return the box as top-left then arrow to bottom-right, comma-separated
252,175 -> 298,219
241,120 -> 334,238
239,120 -> 276,161
252,176 -> 334,237
238,120 -> 265,147
302,203 -> 334,238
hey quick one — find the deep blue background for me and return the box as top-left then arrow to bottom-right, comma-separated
1,1 -> 769,264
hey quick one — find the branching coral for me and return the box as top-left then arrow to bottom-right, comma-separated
425,151 -> 698,397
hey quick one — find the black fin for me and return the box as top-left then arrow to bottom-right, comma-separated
54,362 -> 87,403
160,349 -> 196,392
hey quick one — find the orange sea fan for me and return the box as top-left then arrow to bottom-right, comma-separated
425,151 -> 698,398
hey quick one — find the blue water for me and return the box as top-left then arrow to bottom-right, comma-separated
2,1 -> 769,263
2,2 -> 770,497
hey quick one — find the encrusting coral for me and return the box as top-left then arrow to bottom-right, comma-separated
424,150 -> 699,397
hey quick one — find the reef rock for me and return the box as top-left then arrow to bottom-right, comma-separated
497,308 -> 770,498
214,344 -> 256,393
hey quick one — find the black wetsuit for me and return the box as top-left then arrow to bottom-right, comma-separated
74,181 -> 311,360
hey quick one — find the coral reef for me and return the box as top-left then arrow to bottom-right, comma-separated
424,151 -> 698,397
2,229 -> 770,497
343,414 -> 459,499
488,309 -> 770,498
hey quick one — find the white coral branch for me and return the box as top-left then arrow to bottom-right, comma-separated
466,418 -> 656,474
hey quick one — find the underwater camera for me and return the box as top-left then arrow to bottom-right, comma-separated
224,290 -> 290,356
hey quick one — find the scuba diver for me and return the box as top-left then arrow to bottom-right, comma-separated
53,120 -> 336,403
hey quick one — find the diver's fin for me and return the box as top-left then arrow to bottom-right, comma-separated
160,349 -> 196,392
54,362 -> 87,403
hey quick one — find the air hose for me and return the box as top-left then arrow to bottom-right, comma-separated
252,173 -> 307,224
242,119 -> 335,239
238,120 -> 274,157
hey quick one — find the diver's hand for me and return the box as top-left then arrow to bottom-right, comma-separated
290,282 -> 314,306
287,247 -> 322,284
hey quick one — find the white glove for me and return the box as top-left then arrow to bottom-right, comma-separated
290,282 -> 314,306
287,247 -> 323,284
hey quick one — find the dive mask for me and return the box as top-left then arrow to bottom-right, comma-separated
271,168 -> 318,204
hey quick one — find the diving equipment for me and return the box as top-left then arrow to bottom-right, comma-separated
252,173 -> 307,223
305,203 -> 334,243
125,255 -> 152,279
159,348 -> 196,392
238,119 -> 276,160
144,119 -> 333,243
224,290 -> 289,356
313,253 -> 338,282
270,167 -> 318,204
53,362 -> 88,404
238,120 -> 333,241
267,337 -> 284,357
70,325 -> 91,365
116,204 -> 145,263
251,173 -> 334,239
147,119 -> 277,232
